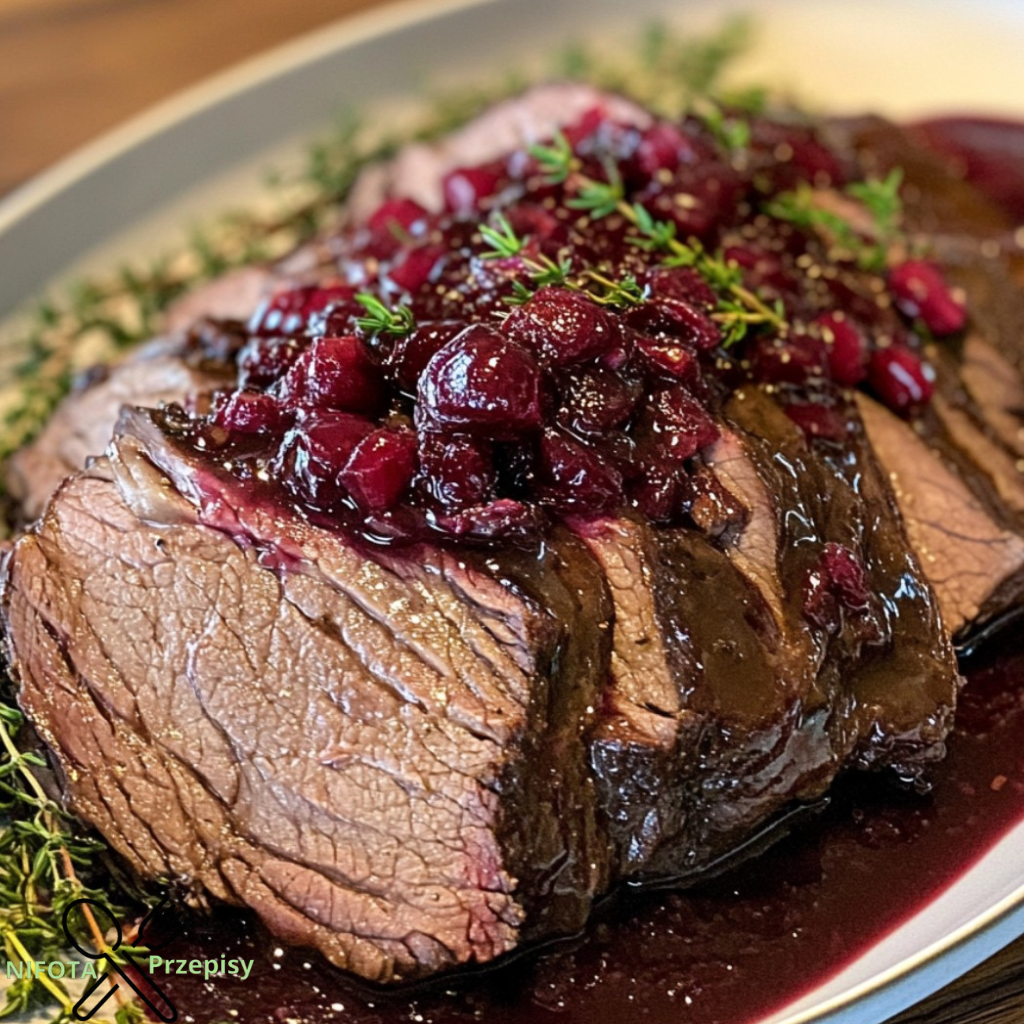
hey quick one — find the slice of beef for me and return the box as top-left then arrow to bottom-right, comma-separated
856,392 -> 1024,636
576,388 -> 958,881
826,118 -> 1024,638
834,115 -> 1013,242
571,515 -> 698,877
719,390 -> 958,777
1,388 -> 961,985
1,408 -> 612,983
4,323 -> 242,523
347,83 -> 651,219
162,266 -> 277,334
652,390 -> 957,870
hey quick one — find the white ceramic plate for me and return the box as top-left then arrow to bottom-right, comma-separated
2,1 -> 1024,1022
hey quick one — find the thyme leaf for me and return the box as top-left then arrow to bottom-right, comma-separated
528,130 -> 576,184
355,294 -> 416,336
766,169 -> 906,273
479,213 -> 524,259
566,167 -> 626,219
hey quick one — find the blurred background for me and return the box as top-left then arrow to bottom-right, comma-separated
0,0 -> 391,196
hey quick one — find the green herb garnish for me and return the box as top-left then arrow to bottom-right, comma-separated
766,168 -> 906,273
527,130 -> 576,184
479,213 -> 525,259
566,165 -> 626,219
355,294 -> 416,336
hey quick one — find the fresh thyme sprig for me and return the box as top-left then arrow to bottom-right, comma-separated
0,702 -> 153,1021
529,131 -> 577,183
766,168 -> 906,273
847,168 -> 904,242
566,166 -> 626,219
695,99 -> 752,152
583,270 -> 646,307
489,144 -> 787,343
523,133 -> 788,345
479,213 -> 524,259
355,294 -> 416,336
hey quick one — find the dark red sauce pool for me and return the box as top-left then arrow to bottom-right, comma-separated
139,633 -> 1024,1024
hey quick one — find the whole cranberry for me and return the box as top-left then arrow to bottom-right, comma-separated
211,390 -> 292,435
631,122 -> 695,179
786,136 -> 846,187
434,498 -> 542,541
814,312 -> 868,386
504,287 -> 624,367
558,366 -> 642,435
418,324 -> 543,437
275,411 -> 375,506
643,266 -> 716,310
722,245 -> 792,293
634,337 -> 700,383
639,162 -> 741,238
561,105 -> 607,149
751,121 -> 846,189
237,336 -> 304,388
868,345 -> 935,412
888,260 -> 966,335
626,299 -> 721,352
387,321 -> 466,393
504,204 -> 563,244
339,427 -> 418,512
751,333 -> 829,385
442,164 -> 503,213
367,197 -> 428,235
387,244 -> 445,293
536,429 -> 623,513
248,283 -> 354,336
784,402 -> 849,442
630,459 -> 686,524
804,542 -> 871,631
419,432 -> 495,507
277,336 -> 386,414
647,387 -> 720,461
821,542 -> 871,610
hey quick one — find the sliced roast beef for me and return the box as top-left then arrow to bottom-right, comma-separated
4,322 -> 243,523
720,390 -> 958,776
571,387 -> 959,881
824,117 -> 1024,637
856,393 -> 1024,635
654,389 -> 958,869
571,515 -> 697,877
4,87 -> 1021,991
2,408 -> 614,983
162,266 -> 277,334
1,394 -> 960,982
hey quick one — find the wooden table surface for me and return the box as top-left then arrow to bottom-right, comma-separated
1,1 -> 1022,1022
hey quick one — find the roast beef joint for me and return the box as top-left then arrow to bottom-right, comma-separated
5,84 -> 1024,985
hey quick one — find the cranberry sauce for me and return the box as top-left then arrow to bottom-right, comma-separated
139,636 -> 1024,1024
181,103 -> 968,549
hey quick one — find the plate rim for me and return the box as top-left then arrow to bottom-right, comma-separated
0,0 -> 483,239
